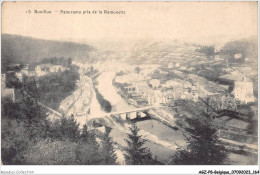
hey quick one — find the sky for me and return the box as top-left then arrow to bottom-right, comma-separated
2,1 -> 258,45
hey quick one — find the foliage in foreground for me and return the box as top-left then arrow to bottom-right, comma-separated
169,113 -> 229,165
124,122 -> 160,165
1,97 -> 117,165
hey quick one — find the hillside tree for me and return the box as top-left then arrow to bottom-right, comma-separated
100,129 -> 118,165
169,112 -> 228,165
124,122 -> 157,165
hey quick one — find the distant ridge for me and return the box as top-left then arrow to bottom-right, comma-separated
1,34 -> 94,72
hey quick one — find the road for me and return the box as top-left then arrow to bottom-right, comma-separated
58,66 -> 106,127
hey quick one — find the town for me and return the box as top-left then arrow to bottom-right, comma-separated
1,37 -> 258,165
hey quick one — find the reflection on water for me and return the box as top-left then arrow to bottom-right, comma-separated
109,119 -> 186,164
136,120 -> 186,144
136,120 -> 186,163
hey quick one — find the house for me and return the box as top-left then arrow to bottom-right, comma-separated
147,90 -> 162,105
153,90 -> 164,105
133,81 -> 150,95
3,72 -> 22,88
2,87 -> 15,102
138,112 -> 147,118
149,79 -> 160,89
35,64 -> 50,76
181,88 -> 191,100
182,81 -> 192,88
160,97 -> 168,104
126,113 -> 138,120
124,86 -> 136,94
95,126 -> 106,134
50,65 -> 64,72
173,87 -> 183,100
191,85 -> 198,101
35,64 -> 67,76
1,74 -> 23,103
21,69 -> 37,77
147,93 -> 155,105
170,80 -> 198,102
21,69 -> 29,76
233,81 -> 254,104
120,113 -> 128,120
160,88 -> 174,104
124,80 -> 150,95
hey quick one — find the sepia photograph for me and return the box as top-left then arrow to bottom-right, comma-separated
0,1 -> 258,172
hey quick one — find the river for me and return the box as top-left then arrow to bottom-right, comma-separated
70,64 -> 256,165
96,71 -> 136,112
94,71 -> 186,164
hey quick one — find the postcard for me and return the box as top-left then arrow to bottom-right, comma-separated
1,1 -> 258,174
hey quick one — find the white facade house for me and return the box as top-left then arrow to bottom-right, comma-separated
127,113 -> 138,120
50,65 -> 65,72
1,74 -> 15,102
233,81 -> 254,104
35,65 -> 48,76
124,80 -> 150,96
147,90 -> 162,106
35,64 -> 66,76
191,85 -> 199,101
133,81 -> 149,95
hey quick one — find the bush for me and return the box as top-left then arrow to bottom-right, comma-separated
1,119 -> 30,165
35,67 -> 79,110
23,140 -> 78,165
49,115 -> 80,141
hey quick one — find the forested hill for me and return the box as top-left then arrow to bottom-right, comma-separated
1,34 -> 94,71
220,36 -> 258,62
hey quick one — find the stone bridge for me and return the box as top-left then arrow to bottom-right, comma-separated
108,105 -> 161,120
87,105 -> 177,131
